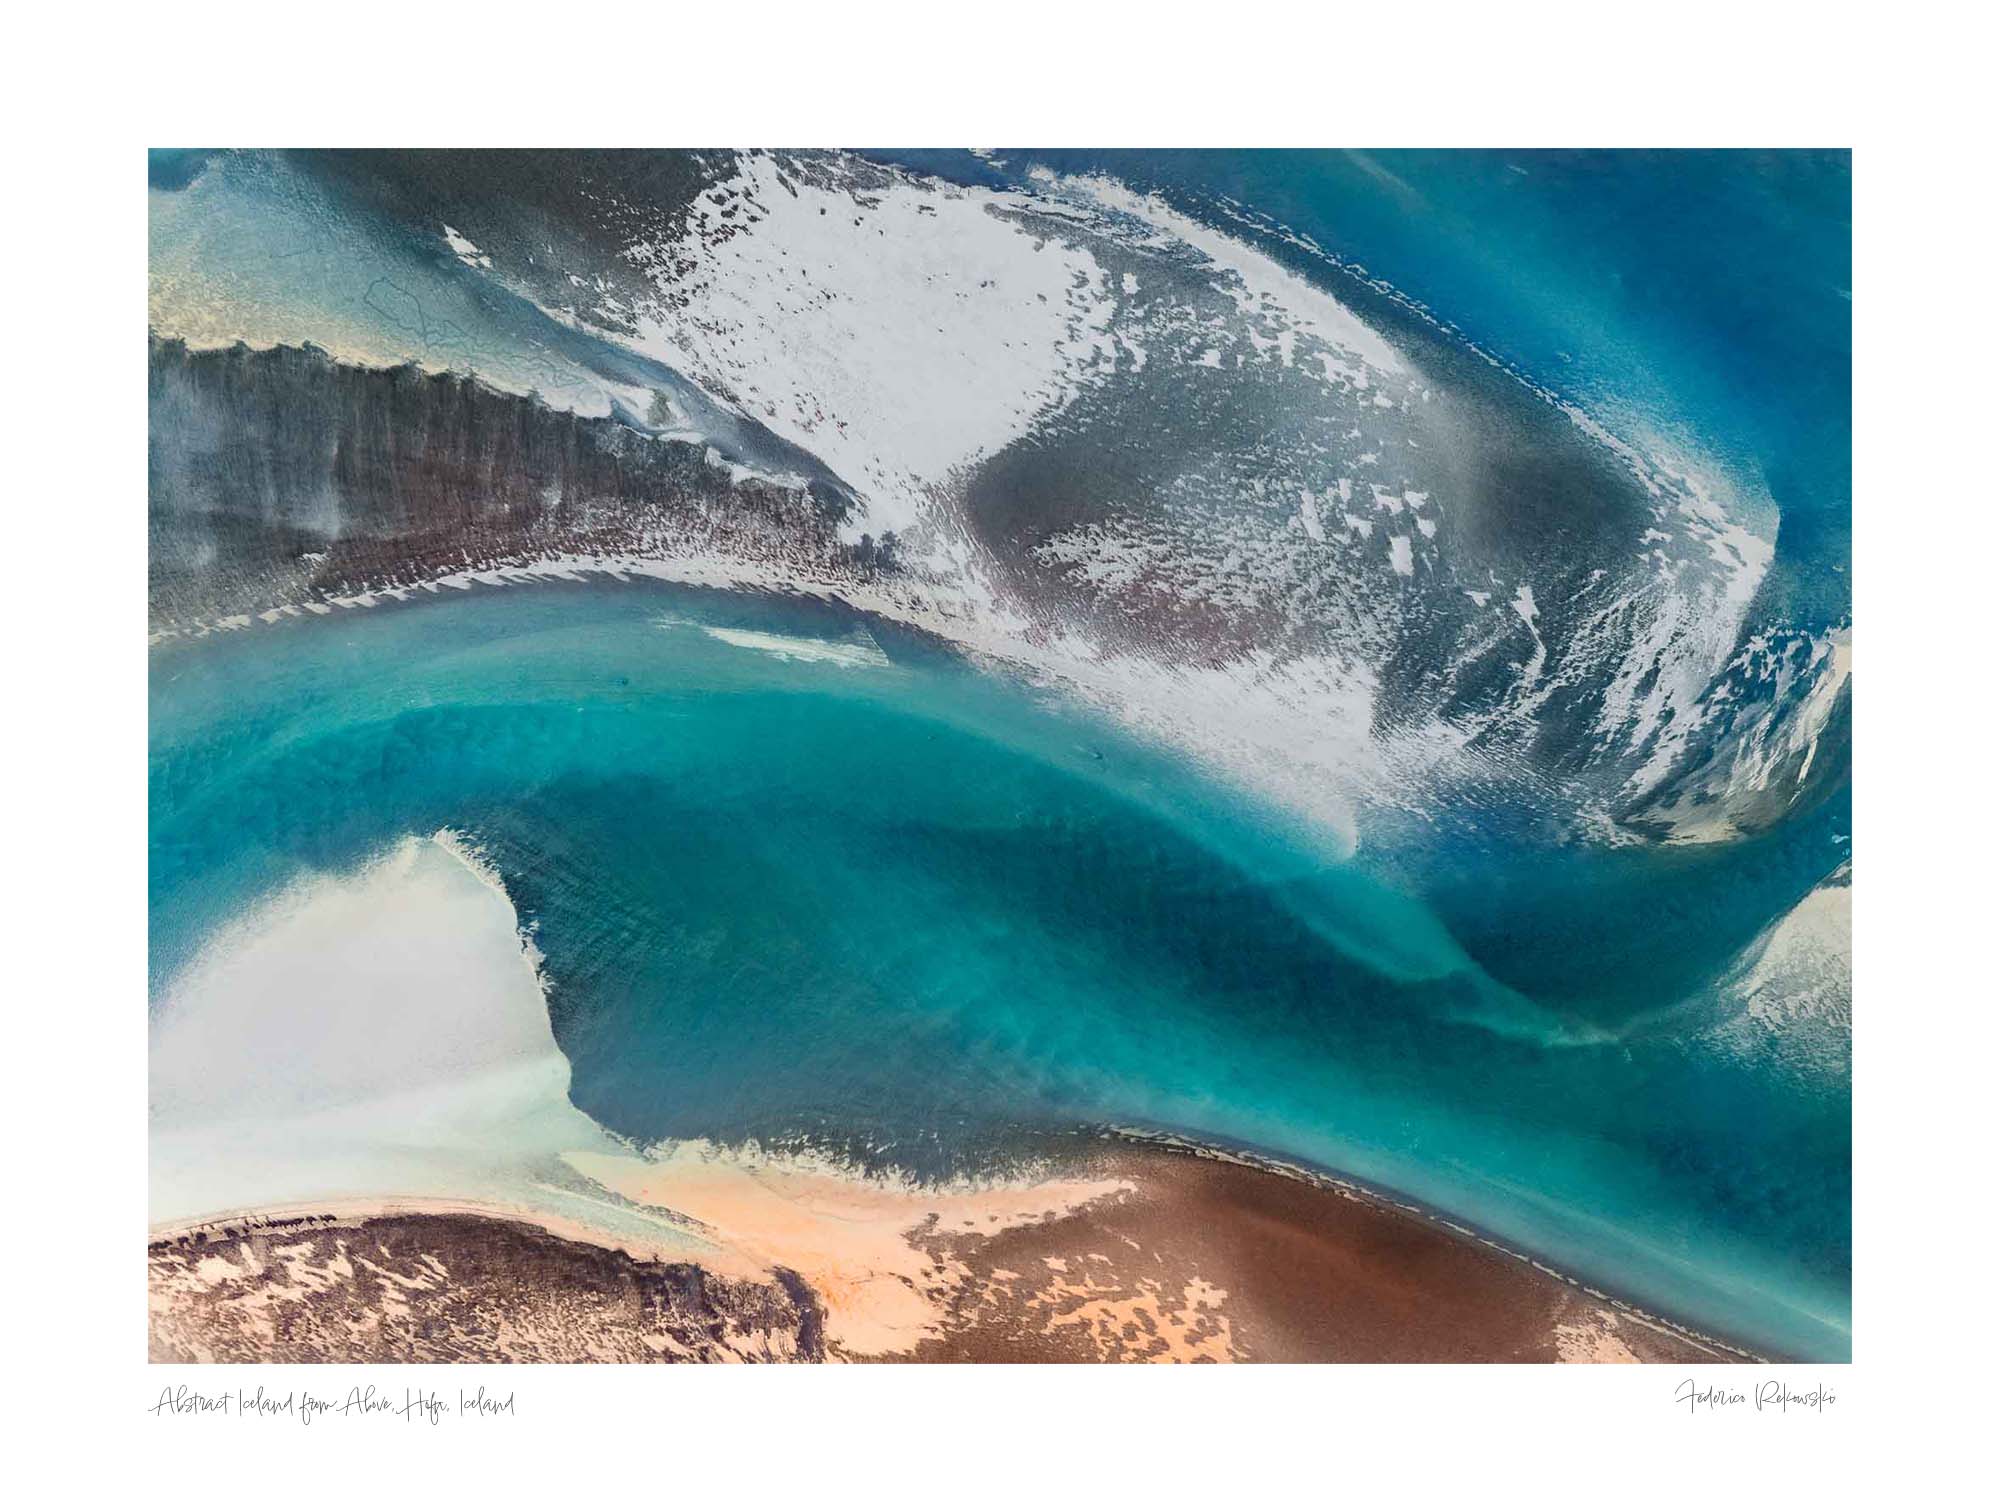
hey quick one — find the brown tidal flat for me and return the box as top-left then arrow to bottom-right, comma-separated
148,1141 -> 1751,1365
900,1144 -> 1750,1363
149,1211 -> 824,1364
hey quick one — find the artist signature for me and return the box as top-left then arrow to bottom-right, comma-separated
1676,1379 -> 1837,1414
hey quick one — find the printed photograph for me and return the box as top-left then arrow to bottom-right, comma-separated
146,148 -> 1851,1365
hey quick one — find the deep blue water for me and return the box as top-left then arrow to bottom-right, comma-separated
150,580 -> 1850,1359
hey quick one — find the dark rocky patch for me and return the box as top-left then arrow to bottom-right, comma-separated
148,1211 -> 826,1364
149,334 -> 882,635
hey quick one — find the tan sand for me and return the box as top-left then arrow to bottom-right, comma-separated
562,1143 -> 1130,1356
149,1137 -> 1755,1365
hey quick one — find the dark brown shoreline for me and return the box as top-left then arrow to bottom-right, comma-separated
906,1142 -> 1750,1363
149,1139 -> 1753,1365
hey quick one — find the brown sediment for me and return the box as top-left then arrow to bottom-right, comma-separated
147,1140 -> 1753,1365
897,1144 -> 1748,1363
148,1210 -> 824,1364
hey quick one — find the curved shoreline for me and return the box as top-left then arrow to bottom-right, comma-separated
1086,1127 -> 1766,1363
149,638 -> 1838,1364
149,1132 -> 1759,1365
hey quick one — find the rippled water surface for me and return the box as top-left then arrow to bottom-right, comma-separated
150,580 -> 1850,1358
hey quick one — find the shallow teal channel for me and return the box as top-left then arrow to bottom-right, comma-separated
150,579 -> 1850,1359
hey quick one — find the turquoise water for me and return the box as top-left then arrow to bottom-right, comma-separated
150,579 -> 1850,1359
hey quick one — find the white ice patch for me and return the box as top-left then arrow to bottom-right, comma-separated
441,224 -> 491,269
1734,872 -> 1852,1032
1708,865 -> 1851,1081
1511,583 -> 1539,628
1070,173 -> 1409,379
617,154 -> 1118,547
696,624 -> 891,669
1636,623 -> 1852,843
1297,489 -> 1326,542
1568,443 -> 1780,799
1511,583 -> 1547,690
1740,626 -> 1853,792
149,834 -> 628,1230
